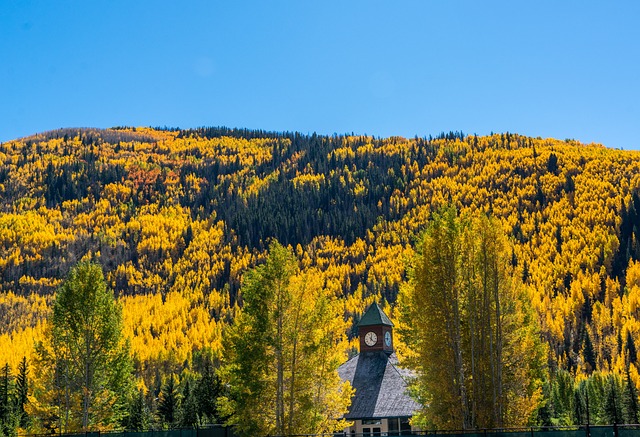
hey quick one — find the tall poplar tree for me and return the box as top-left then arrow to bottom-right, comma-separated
219,241 -> 352,437
31,261 -> 133,432
399,207 -> 546,429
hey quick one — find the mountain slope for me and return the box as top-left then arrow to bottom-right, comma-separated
1,127 -> 640,383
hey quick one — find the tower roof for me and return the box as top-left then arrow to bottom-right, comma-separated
338,352 -> 418,419
357,302 -> 393,327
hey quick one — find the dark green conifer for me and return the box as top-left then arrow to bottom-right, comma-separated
14,357 -> 28,428
179,379 -> 199,427
626,331 -> 637,364
0,363 -> 17,437
157,374 -> 179,428
124,389 -> 150,431
574,388 -> 585,425
604,376 -> 623,425
0,364 -> 11,424
623,368 -> 639,424
194,356 -> 223,424
584,330 -> 596,373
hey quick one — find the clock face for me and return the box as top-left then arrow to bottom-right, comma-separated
364,331 -> 378,347
385,331 -> 392,347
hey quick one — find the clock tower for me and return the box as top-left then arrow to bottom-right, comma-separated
358,302 -> 394,354
339,302 -> 420,436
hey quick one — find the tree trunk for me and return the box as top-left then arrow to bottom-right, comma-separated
493,256 -> 503,426
288,288 -> 304,435
275,278 -> 285,436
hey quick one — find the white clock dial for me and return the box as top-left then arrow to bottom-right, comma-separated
364,331 -> 378,346
385,331 -> 392,347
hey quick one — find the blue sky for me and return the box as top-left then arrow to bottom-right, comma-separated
1,1 -> 639,149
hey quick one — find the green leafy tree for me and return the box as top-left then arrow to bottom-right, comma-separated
399,207 -> 545,429
219,241 -> 352,437
31,261 -> 133,432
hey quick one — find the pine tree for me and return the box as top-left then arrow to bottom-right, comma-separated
551,369 -> 575,425
0,363 -> 18,437
193,353 -> 222,424
626,331 -> 637,364
537,380 -> 554,426
604,375 -> 623,425
123,389 -> 150,431
179,380 -> 199,428
157,374 -> 179,428
0,364 -> 11,425
623,368 -> 639,424
583,331 -> 596,373
14,357 -> 28,429
574,387 -> 585,425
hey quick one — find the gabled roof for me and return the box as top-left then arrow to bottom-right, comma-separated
338,351 -> 419,420
357,302 -> 394,327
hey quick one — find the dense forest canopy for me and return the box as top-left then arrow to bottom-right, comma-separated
2,126 -> 640,397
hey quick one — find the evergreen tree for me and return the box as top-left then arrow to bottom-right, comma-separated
537,381 -> 554,427
574,388 -> 585,425
0,363 -> 18,437
583,330 -> 596,373
604,375 -> 623,425
551,369 -> 575,425
157,374 -> 179,428
179,380 -> 199,428
14,357 -> 28,429
575,380 -> 592,426
0,364 -> 11,425
626,331 -> 637,364
584,373 -> 607,426
623,368 -> 639,424
0,364 -> 17,436
123,389 -> 150,431
618,331 -> 624,357
193,350 -> 223,424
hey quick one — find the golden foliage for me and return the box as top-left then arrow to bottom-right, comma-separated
1,127 -> 640,392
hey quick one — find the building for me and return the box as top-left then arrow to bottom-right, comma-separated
338,303 -> 420,436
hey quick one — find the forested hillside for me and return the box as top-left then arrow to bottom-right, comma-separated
2,126 -> 640,399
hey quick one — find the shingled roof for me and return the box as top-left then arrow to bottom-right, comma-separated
338,351 -> 420,420
357,302 -> 394,327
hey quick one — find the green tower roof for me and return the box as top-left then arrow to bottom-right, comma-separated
357,302 -> 394,327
